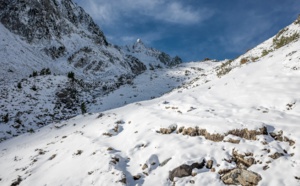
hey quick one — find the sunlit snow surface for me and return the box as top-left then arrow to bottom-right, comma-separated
0,30 -> 300,185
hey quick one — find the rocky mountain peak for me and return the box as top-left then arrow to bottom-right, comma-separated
132,38 -> 146,51
0,0 -> 107,45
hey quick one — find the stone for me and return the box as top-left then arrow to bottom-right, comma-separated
160,124 -> 177,134
270,131 -> 283,141
232,149 -> 255,168
169,159 -> 205,181
142,164 -> 148,170
160,158 -> 172,167
206,160 -> 214,169
225,138 -> 240,144
269,152 -> 284,159
133,175 -> 141,180
221,168 -> 262,186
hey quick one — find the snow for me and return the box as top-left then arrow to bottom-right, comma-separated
0,59 -> 217,141
1,2 -> 300,185
0,31 -> 299,186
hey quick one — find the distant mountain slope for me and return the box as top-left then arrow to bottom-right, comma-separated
0,18 -> 299,186
0,0 -> 184,139
0,0 -> 181,85
123,39 -> 182,69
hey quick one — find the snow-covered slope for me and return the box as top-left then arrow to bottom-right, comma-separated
0,22 -> 299,186
0,61 -> 218,141
215,17 -> 300,77
0,0 -> 186,140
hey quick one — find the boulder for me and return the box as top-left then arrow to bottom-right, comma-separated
206,160 -> 213,169
221,168 -> 262,186
169,159 -> 205,181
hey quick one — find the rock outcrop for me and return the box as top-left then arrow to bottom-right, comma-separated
221,168 -> 262,186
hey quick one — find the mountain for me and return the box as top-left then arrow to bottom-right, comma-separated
0,16 -> 299,186
123,39 -> 182,69
0,0 -> 184,140
0,0 -> 145,84
0,0 -> 181,85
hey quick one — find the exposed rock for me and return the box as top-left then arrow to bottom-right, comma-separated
232,149 -> 256,168
182,127 -> 199,136
44,46 -> 66,59
181,127 -> 225,141
269,152 -> 284,159
227,127 -> 268,140
169,159 -> 205,181
269,130 -> 296,146
124,39 -> 182,69
284,136 -> 295,146
160,158 -> 172,167
142,164 -> 148,170
206,160 -> 214,169
124,55 -> 147,75
11,176 -> 22,186
224,138 -> 240,144
107,147 -> 114,151
110,157 -> 120,164
133,175 -> 141,180
199,129 -> 224,142
158,52 -> 182,66
218,169 -> 233,175
102,133 -> 112,137
119,177 -> 127,184
0,0 -> 107,44
177,126 -> 269,142
263,165 -> 269,170
177,126 -> 185,134
221,168 -> 262,186
270,130 -> 283,141
159,124 -> 177,134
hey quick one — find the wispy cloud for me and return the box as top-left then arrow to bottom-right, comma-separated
76,0 -> 214,25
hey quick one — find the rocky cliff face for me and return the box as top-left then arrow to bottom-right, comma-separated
0,0 -> 107,45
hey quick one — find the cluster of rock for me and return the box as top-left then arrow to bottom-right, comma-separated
158,124 -> 268,142
159,125 -> 296,185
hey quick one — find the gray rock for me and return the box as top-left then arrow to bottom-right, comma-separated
0,0 -> 107,45
169,159 -> 205,181
160,158 -> 172,167
221,168 -> 262,186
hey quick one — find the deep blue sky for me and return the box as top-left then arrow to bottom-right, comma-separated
74,0 -> 300,62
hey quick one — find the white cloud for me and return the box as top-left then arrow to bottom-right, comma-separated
75,0 -> 214,25
154,2 -> 213,24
